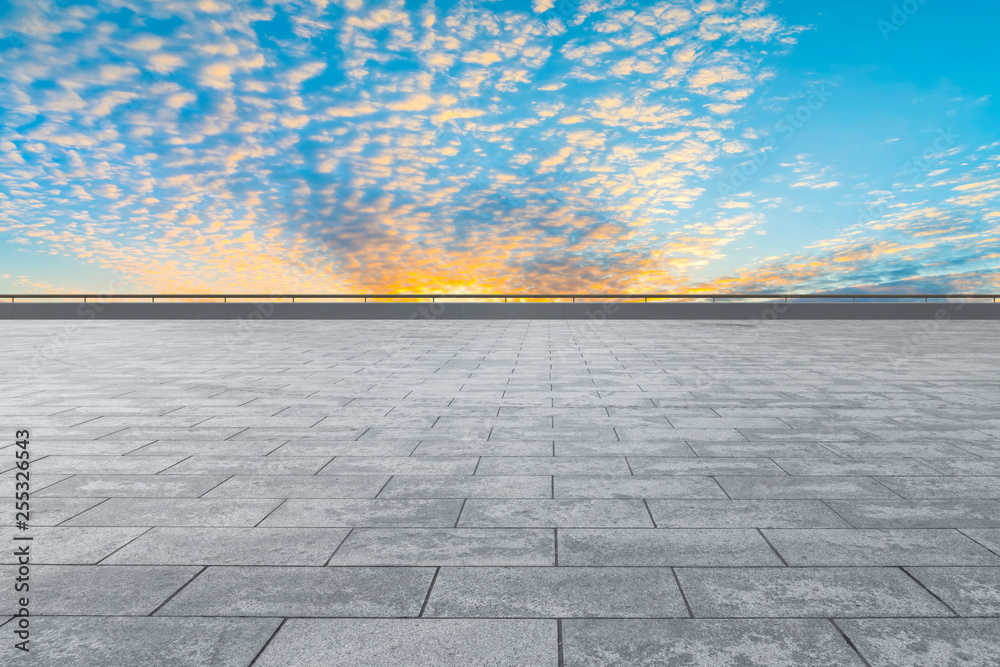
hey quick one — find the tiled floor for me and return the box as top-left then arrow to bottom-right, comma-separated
2,319 -> 999,666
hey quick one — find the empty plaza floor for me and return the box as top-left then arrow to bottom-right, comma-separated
2,318 -> 1000,666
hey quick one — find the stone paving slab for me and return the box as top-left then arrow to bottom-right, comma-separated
0,564 -> 199,615
162,455 -> 334,475
762,528 -> 1000,566
554,475 -> 728,499
379,475 -> 553,498
259,498 -> 464,528
328,528 -> 556,566
1,526 -> 148,564
836,618 -> 1000,667
558,528 -> 783,566
675,567 -> 953,617
34,474 -> 229,498
458,499 -> 654,527
253,619 -> 558,667
158,566 -> 436,617
62,498 -> 283,527
647,500 -> 853,528
10,617 -> 280,666
30,455 -> 187,474
906,566 -> 1000,616
562,619 -> 867,666
101,527 -> 352,565
824,500 -> 1000,528
26,497 -> 107,526
2,319 -> 999,665
717,476 -> 901,499
423,566 -> 688,618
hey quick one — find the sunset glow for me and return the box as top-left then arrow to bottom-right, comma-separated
1,0 -> 998,294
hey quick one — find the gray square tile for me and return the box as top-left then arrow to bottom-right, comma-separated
906,567 -> 1000,616
717,476 -> 899,499
21,617 -> 280,666
555,441 -> 695,457
0,565 -> 199,615
203,475 -> 389,498
319,456 -> 479,475
379,475 -> 552,498
837,619 -> 1000,667
157,566 -> 435,617
562,619 -> 867,666
254,619 -> 557,667
554,476 -> 728,499
649,500 -> 851,528
771,458 -> 941,476
272,440 -> 420,456
676,567 -> 952,618
101,527 -> 351,565
329,528 -> 555,566
35,474 -> 228,498
475,456 -> 631,476
628,457 -> 786,476
458,500 -> 653,527
962,528 -> 1000,553
27,497 -> 108,526
763,529 -> 1000,566
259,499 -> 464,527
31,456 -> 185,474
412,441 -> 554,456
1,527 -> 146,564
558,529 -> 782,566
162,456 -> 333,475
425,567 -> 687,618
875,477 -> 1000,499
62,498 -> 282,527
824,500 -> 1000,528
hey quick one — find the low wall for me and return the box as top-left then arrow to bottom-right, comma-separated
1,301 -> 998,320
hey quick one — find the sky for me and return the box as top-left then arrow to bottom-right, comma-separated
0,0 -> 998,295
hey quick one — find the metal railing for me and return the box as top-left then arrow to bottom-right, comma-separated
2,293 -> 998,303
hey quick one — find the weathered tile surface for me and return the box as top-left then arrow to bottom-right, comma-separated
3,319 -> 999,665
16,617 -> 280,666
562,619 -> 866,666
0,565 -> 199,615
676,567 -> 953,617
837,618 -> 1000,667
558,528 -> 783,566
424,566 -> 687,618
329,527 -> 555,566
101,527 -> 351,565
762,528 -> 1000,566
254,619 -> 558,667
158,566 -> 435,617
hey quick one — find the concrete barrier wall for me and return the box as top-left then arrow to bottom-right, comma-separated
1,302 -> 998,320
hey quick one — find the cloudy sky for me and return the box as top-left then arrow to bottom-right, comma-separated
1,0 -> 997,294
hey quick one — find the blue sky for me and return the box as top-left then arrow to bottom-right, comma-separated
0,0 -> 997,294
